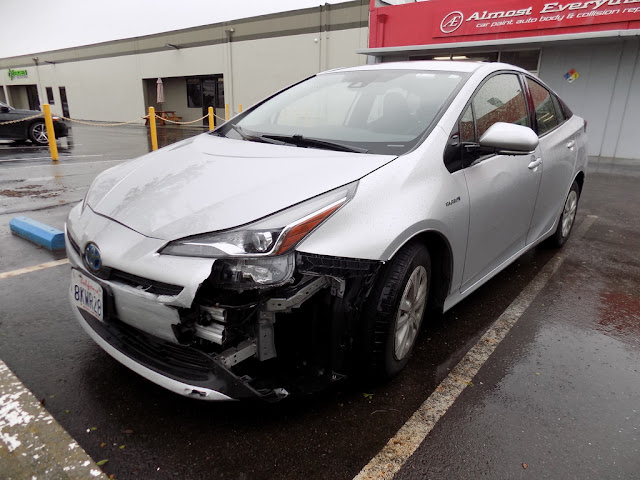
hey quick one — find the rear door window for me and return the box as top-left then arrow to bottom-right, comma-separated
526,78 -> 559,135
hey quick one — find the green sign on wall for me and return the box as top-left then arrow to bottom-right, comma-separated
8,69 -> 28,80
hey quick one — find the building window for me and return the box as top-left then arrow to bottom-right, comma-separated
410,52 -> 499,63
408,50 -> 541,73
186,79 -> 202,108
46,87 -> 55,104
499,50 -> 541,73
216,77 -> 224,109
186,76 -> 224,109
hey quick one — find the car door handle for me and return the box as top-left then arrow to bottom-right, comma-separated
566,140 -> 576,149
528,157 -> 542,170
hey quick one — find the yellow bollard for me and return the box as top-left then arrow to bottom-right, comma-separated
149,106 -> 158,151
225,104 -> 229,121
208,106 -> 215,131
43,104 -> 59,161
238,104 -> 243,113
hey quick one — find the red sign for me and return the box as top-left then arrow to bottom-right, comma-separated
370,0 -> 640,48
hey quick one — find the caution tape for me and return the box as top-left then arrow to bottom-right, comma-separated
58,116 -> 146,127
0,113 -> 43,126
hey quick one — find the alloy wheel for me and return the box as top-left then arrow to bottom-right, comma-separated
562,190 -> 578,238
32,123 -> 48,144
394,265 -> 428,360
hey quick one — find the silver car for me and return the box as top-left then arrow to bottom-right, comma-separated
66,61 -> 587,401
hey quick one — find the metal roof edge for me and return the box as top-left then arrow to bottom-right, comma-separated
356,29 -> 640,55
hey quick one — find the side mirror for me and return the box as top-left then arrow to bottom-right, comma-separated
478,122 -> 539,155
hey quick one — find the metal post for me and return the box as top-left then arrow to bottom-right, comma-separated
225,104 -> 230,121
238,104 -> 243,113
43,104 -> 58,161
149,106 -> 158,151
208,106 -> 214,131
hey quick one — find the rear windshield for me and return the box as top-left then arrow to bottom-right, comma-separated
220,69 -> 469,155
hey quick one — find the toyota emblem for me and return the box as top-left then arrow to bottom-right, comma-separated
84,243 -> 102,273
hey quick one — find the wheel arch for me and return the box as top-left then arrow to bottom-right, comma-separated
389,230 -> 453,315
574,170 -> 585,195
27,118 -> 45,128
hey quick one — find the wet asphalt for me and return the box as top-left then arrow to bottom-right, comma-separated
0,124 -> 638,480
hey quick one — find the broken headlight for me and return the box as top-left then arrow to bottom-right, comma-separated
159,182 -> 357,288
210,255 -> 295,288
160,181 -> 358,259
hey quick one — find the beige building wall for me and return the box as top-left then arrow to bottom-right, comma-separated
0,1 -> 369,123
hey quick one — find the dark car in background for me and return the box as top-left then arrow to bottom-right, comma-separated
0,101 -> 68,145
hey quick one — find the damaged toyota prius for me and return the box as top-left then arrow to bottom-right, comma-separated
66,61 -> 587,401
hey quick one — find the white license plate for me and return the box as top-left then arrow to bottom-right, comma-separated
71,269 -> 104,322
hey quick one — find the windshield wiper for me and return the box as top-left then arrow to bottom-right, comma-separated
219,125 -> 286,146
260,134 -> 368,153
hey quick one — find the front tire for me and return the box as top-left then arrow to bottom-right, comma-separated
361,242 -> 431,380
28,121 -> 48,145
547,180 -> 580,248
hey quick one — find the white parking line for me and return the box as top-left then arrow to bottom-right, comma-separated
0,259 -> 70,280
354,215 -> 598,480
1,159 -> 123,169
0,360 -> 109,478
0,154 -> 103,163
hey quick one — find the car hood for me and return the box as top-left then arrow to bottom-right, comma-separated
8,108 -> 40,116
89,133 -> 396,240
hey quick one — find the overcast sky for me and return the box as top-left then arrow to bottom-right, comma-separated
1,0 -> 353,58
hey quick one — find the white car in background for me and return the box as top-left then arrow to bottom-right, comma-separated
66,61 -> 587,401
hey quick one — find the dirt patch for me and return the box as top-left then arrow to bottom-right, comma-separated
0,184 -> 61,198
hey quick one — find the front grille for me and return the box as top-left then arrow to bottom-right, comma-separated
109,269 -> 183,296
68,231 -> 183,296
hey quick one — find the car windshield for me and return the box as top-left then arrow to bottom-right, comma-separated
219,69 -> 469,155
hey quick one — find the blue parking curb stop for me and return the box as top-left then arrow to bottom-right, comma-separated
9,216 -> 65,251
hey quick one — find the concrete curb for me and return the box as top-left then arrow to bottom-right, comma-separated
9,216 -> 65,251
0,360 -> 108,479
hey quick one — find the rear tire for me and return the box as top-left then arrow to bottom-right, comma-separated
361,242 -> 431,380
28,121 -> 48,145
546,180 -> 580,248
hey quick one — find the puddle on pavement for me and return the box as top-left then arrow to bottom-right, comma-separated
598,291 -> 640,347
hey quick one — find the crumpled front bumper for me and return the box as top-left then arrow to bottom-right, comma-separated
66,204 -> 383,401
66,205 -> 278,401
69,296 -> 269,400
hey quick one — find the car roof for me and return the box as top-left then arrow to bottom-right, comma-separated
321,61 -> 525,75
